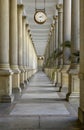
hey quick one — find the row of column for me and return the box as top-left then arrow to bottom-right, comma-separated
0,0 -> 37,102
44,0 -> 80,95
44,0 -> 84,124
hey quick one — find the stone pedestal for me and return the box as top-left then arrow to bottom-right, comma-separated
61,65 -> 70,92
68,74 -> 80,101
12,68 -> 21,93
66,64 -> 80,101
0,70 -> 14,103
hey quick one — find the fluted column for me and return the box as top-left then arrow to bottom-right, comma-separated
27,33 -> 30,80
17,4 -> 24,88
78,0 -> 84,123
22,16 -> 26,70
53,15 -> 58,66
67,0 -> 80,101
26,24 -> 29,81
53,16 -> 59,85
10,0 -> 21,93
56,4 -> 63,66
63,0 -> 71,64
56,4 -> 63,46
22,16 -> 28,84
61,0 -> 71,98
71,0 -> 80,64
0,0 -> 13,102
56,4 -> 63,90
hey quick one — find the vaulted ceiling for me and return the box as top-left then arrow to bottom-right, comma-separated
18,0 -> 63,56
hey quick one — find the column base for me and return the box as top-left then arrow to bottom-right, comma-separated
55,82 -> 58,87
20,82 -> 25,89
19,66 -> 25,88
12,88 -> 21,93
12,71 -> 21,93
0,69 -> 13,103
56,83 -> 62,92
0,94 -> 14,103
78,107 -> 84,124
66,92 -> 79,102
24,71 -> 28,84
20,72 -> 25,89
59,85 -> 62,92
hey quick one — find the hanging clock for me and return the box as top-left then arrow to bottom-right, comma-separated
34,0 -> 47,24
34,10 -> 47,24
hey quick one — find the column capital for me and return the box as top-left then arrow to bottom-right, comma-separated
17,4 -> 24,12
22,15 -> 26,20
56,4 -> 63,12
28,29 -> 31,35
26,23 -> 29,28
53,15 -> 58,20
51,23 -> 55,29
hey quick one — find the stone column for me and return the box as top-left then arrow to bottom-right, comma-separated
78,0 -> 84,123
25,24 -> 29,82
10,0 -> 21,93
27,33 -> 30,80
17,4 -> 25,88
56,4 -> 63,90
51,25 -> 54,67
0,0 -> 13,102
53,16 -> 59,85
50,33 -> 52,58
56,4 -> 63,56
63,0 -> 71,65
67,0 -> 80,101
22,16 -> 28,84
71,0 -> 80,64
61,0 -> 71,97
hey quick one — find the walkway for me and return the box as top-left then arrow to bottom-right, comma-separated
0,71 -> 82,130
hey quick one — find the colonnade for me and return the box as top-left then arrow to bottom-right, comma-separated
44,0 -> 84,123
0,0 -> 37,102
0,0 -> 84,124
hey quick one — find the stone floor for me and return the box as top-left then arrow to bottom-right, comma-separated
0,71 -> 83,130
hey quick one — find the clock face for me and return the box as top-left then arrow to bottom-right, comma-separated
34,11 -> 47,24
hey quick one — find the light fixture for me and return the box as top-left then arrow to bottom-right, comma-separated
34,0 -> 47,24
38,56 -> 44,60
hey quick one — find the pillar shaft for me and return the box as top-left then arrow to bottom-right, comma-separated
78,0 -> 84,124
17,4 -> 25,88
56,4 -> 63,66
71,0 -> 80,64
54,16 -> 58,66
26,24 -> 29,68
10,0 -> 18,67
62,0 -> 71,95
56,4 -> 63,48
0,0 -> 10,68
17,4 -> 24,68
22,16 -> 26,68
63,0 -> 71,65
63,0 -> 71,41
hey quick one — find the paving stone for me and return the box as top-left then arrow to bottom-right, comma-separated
0,116 -> 39,129
21,93 -> 59,99
10,103 -> 70,116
